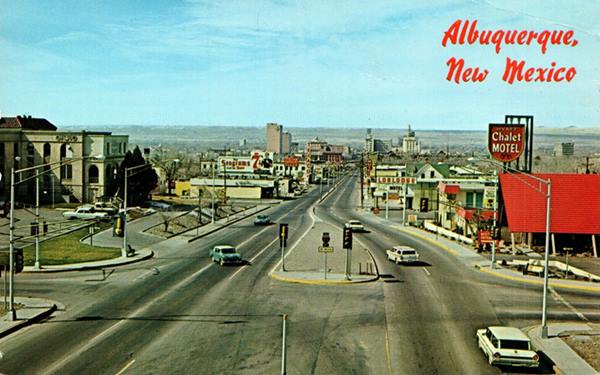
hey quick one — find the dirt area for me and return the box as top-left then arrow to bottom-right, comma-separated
145,205 -> 254,238
0,303 -> 25,316
563,330 -> 600,371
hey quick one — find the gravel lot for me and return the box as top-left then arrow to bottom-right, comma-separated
563,326 -> 600,372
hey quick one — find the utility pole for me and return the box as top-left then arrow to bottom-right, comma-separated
360,153 -> 364,208
8,167 -> 16,320
34,170 -> 41,269
211,161 -> 215,224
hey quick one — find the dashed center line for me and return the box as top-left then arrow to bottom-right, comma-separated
422,268 -> 431,276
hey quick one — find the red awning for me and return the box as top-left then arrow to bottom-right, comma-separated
500,173 -> 600,234
455,207 -> 496,221
438,182 -> 460,194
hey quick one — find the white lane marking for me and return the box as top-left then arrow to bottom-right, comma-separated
423,268 -> 431,276
115,359 -> 136,375
549,287 -> 589,321
46,261 -> 216,375
229,237 -> 279,280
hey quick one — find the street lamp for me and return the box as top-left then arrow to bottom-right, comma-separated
123,163 -> 156,258
8,154 -> 102,320
468,157 -> 552,338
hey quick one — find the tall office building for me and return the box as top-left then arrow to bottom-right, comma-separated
282,131 -> 291,154
266,123 -> 283,154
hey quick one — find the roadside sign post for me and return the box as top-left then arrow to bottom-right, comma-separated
280,224 -> 288,272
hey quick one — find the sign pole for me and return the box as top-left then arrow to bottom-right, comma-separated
324,253 -> 327,280
491,170 -> 498,269
402,182 -> 407,226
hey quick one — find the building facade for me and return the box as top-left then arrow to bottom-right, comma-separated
266,122 -> 283,154
0,116 -> 128,204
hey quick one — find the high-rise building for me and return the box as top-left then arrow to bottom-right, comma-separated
282,131 -> 291,154
402,124 -> 421,155
266,123 -> 283,154
554,142 -> 574,156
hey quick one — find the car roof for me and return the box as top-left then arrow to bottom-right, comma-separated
348,220 -> 361,223
487,326 -> 530,341
393,246 -> 416,251
214,245 -> 235,249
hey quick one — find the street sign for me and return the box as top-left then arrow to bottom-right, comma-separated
318,246 -> 334,253
321,232 -> 330,247
488,123 -> 525,162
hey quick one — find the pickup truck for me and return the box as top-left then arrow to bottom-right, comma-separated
209,245 -> 243,266
62,205 -> 110,221
386,246 -> 419,264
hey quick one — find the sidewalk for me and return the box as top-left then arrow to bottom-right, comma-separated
526,324 -> 599,375
361,211 -> 600,375
0,297 -> 62,338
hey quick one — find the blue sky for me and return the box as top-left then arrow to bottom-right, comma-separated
0,0 -> 598,129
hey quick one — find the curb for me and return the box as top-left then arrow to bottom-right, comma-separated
187,206 -> 270,243
400,226 -> 600,293
476,265 -> 600,293
270,272 -> 379,286
0,303 -> 57,339
22,250 -> 154,273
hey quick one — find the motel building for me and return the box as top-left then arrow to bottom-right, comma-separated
499,173 -> 600,257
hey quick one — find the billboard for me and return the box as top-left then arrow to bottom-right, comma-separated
283,156 -> 300,168
487,124 -> 525,163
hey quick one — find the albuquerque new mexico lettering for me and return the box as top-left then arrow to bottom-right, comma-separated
442,19 -> 578,84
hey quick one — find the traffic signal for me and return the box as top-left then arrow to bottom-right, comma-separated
322,232 -> 330,247
279,223 -> 288,247
343,227 -> 353,249
14,248 -> 24,273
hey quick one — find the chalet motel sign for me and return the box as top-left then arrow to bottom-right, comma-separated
487,124 -> 525,163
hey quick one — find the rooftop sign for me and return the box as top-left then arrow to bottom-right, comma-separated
488,124 -> 525,162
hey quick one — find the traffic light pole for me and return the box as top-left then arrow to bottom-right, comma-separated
8,167 -> 16,320
281,242 -> 286,272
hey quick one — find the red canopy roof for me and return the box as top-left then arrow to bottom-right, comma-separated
500,173 -> 600,234
438,182 -> 460,194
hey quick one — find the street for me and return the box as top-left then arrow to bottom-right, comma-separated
1,175 -> 598,374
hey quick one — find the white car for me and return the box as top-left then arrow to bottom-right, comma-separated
386,246 -> 419,264
344,220 -> 365,232
477,326 -> 539,368
62,205 -> 110,221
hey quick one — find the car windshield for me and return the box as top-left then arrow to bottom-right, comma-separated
402,250 -> 416,255
500,340 -> 530,350
257,215 -> 268,220
350,221 -> 361,225
221,248 -> 236,254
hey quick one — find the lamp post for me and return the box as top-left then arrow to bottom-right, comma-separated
123,163 -> 154,258
468,157 -> 552,338
491,170 -> 498,270
211,160 -> 216,224
8,154 -> 102,320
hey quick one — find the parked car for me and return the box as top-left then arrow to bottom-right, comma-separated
209,245 -> 243,266
93,201 -> 118,215
477,326 -> 539,368
344,220 -> 365,232
254,215 -> 271,225
62,205 -> 110,221
386,246 -> 419,264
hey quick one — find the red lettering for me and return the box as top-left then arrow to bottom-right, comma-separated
446,57 -> 488,84
442,19 -> 461,47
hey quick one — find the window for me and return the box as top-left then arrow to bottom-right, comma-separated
43,143 -> 51,161
421,173 -> 425,178
27,142 -> 34,156
430,171 -> 435,178
500,340 -> 530,350
106,143 -> 111,156
89,165 -> 99,184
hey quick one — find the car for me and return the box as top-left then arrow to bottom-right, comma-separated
344,220 -> 365,232
254,214 -> 271,225
386,246 -> 419,264
209,245 -> 243,266
477,326 -> 539,368
62,205 -> 110,221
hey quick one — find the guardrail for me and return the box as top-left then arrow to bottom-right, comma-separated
423,220 -> 474,245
